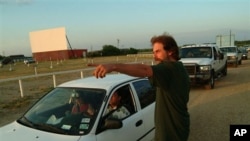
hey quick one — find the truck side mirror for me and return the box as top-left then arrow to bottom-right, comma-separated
214,53 -> 217,60
219,53 -> 224,59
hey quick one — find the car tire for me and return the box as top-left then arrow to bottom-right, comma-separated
222,63 -> 227,76
234,60 -> 238,68
205,71 -> 214,90
239,59 -> 242,65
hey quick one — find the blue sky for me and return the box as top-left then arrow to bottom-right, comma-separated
0,0 -> 250,56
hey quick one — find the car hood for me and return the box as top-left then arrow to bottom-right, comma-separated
0,121 -> 81,141
226,52 -> 237,56
180,58 -> 212,65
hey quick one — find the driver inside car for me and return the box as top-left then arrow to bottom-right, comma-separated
105,91 -> 130,119
70,92 -> 95,116
46,91 -> 95,125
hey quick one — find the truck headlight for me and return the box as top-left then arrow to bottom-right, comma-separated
200,65 -> 211,72
229,56 -> 236,60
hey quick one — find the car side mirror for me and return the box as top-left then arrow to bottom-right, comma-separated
96,118 -> 123,134
103,119 -> 123,130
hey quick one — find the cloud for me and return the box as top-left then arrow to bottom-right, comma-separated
0,0 -> 33,5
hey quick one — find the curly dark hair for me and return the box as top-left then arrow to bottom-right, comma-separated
150,34 -> 180,60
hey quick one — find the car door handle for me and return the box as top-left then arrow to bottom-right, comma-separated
135,120 -> 143,127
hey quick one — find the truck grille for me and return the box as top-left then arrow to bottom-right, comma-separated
184,65 -> 197,75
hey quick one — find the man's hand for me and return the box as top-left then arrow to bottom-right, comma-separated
88,64 -> 114,78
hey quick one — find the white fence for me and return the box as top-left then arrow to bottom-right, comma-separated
0,68 -> 95,98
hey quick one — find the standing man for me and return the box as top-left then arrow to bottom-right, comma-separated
89,34 -> 190,141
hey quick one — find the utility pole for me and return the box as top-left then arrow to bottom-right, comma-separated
117,39 -> 120,48
230,30 -> 231,46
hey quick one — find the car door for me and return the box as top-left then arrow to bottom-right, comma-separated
131,79 -> 156,141
96,83 -> 146,141
212,47 -> 220,72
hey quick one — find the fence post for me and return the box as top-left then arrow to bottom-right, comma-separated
34,66 -> 37,75
81,71 -> 84,78
53,74 -> 56,88
18,79 -> 24,98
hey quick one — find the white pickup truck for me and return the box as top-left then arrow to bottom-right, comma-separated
180,44 -> 227,89
219,46 -> 242,67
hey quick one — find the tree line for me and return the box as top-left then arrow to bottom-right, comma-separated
87,45 -> 139,57
235,40 -> 250,47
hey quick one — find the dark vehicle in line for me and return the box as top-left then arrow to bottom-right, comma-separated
239,47 -> 248,60
24,57 -> 36,64
0,57 -> 14,68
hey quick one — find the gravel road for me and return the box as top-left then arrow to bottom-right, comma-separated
188,58 -> 250,141
1,57 -> 250,141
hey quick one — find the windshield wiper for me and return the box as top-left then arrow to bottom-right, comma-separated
18,116 -> 67,134
32,123 -> 67,134
18,116 -> 35,127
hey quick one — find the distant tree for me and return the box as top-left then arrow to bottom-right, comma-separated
120,47 -> 138,55
128,47 -> 138,54
120,48 -> 130,55
102,45 -> 120,56
138,48 -> 152,53
235,40 -> 250,47
87,50 -> 102,57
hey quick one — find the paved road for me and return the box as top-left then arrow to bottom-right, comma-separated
188,58 -> 250,141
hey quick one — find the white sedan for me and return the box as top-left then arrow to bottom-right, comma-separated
0,74 -> 155,141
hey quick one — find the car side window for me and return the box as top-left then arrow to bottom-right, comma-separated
132,80 -> 156,109
105,85 -> 136,120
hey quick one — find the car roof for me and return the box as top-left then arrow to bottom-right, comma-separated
182,44 -> 217,48
220,46 -> 237,48
58,74 -> 141,90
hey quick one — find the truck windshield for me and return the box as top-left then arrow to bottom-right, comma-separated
180,47 -> 212,58
220,47 -> 236,53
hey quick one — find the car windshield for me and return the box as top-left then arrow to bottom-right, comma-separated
18,87 -> 106,135
180,47 -> 212,58
239,48 -> 247,53
220,47 -> 236,53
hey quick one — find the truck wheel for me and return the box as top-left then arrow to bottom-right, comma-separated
239,59 -> 242,65
234,60 -> 238,68
222,63 -> 227,76
205,71 -> 214,89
